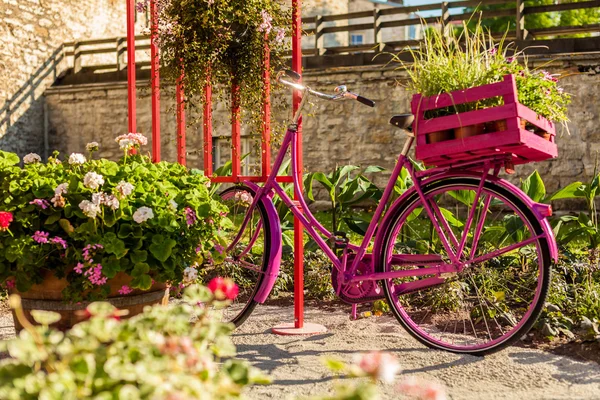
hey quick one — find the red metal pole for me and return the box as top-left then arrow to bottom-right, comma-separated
150,0 -> 160,162
203,81 -> 213,176
126,0 -> 137,133
262,34 -> 271,179
176,71 -> 186,166
231,81 -> 242,179
292,0 -> 304,329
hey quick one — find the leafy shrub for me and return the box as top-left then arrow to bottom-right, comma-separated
0,138 -> 226,301
0,283 -> 269,399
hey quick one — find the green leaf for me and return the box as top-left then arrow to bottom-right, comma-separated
30,310 -> 61,326
0,150 -> 20,168
131,250 -> 147,264
118,224 -> 134,239
363,165 -> 385,174
546,181 -> 584,201
45,213 -> 62,225
149,236 -> 177,262
439,207 -> 464,228
131,262 -> 150,277
322,357 -> 346,372
520,170 -> 546,202
130,274 -> 152,290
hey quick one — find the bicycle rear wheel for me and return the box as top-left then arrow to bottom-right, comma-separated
200,186 -> 270,327
377,177 -> 551,355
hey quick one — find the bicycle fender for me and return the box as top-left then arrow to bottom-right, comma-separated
373,173 -> 559,266
244,182 -> 283,303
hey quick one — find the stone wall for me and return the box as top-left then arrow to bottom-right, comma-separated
0,0 -> 146,156
43,57 -> 600,202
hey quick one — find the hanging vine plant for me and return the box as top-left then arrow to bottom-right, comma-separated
143,0 -> 290,120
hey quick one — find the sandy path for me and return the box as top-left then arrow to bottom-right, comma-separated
2,302 -> 600,399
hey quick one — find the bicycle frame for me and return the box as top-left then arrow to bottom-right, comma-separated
228,90 -> 559,303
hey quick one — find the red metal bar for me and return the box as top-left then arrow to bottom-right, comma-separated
211,176 -> 293,183
176,71 -> 186,166
203,81 -> 213,176
292,0 -> 304,330
262,34 -> 272,179
150,0 -> 160,162
231,81 -> 242,178
126,0 -> 137,133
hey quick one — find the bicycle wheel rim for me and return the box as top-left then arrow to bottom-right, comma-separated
380,178 -> 551,354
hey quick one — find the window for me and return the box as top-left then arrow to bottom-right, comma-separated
350,33 -> 364,45
212,136 -> 261,176
407,25 -> 417,40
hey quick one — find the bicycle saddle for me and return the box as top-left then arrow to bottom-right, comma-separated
390,114 -> 414,131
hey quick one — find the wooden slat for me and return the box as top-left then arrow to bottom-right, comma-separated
525,0 -> 600,15
322,23 -> 373,34
450,8 -> 516,21
529,24 -> 600,37
322,10 -> 373,22
380,16 -> 437,29
417,104 -> 518,135
325,44 -> 379,54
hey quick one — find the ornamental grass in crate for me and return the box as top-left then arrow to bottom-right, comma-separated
0,135 -> 228,330
397,20 -> 570,167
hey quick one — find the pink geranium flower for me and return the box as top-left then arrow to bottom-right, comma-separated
32,231 -> 50,244
119,285 -> 133,295
0,211 -> 13,231
353,351 -> 401,384
207,277 -> 239,300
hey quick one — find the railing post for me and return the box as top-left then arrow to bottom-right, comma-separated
315,15 -> 324,56
373,8 -> 383,51
73,42 -> 82,74
441,1 -> 450,38
516,0 -> 528,40
116,37 -> 126,71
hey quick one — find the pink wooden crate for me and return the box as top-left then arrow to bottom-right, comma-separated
411,75 -> 558,167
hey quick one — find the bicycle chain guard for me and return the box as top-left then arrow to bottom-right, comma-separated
331,253 -> 385,304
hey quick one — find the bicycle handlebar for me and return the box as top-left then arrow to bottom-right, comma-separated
277,70 -> 375,108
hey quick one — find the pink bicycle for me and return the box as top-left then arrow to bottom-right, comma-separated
213,70 -> 558,355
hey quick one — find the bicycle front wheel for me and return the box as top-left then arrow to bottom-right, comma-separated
200,186 -> 270,327
378,177 -> 551,355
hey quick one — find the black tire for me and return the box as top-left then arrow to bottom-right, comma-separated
212,185 -> 271,327
376,177 -> 551,355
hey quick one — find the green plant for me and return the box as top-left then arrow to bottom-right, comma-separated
0,136 -> 227,301
395,18 -> 571,127
0,283 -> 269,399
305,165 -> 383,236
153,0 -> 289,125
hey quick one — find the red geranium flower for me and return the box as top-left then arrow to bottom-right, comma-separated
0,211 -> 13,231
207,277 -> 239,300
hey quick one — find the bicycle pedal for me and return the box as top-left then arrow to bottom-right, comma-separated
332,231 -> 349,249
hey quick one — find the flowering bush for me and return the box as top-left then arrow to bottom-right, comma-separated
0,135 -> 227,301
141,0 -> 289,121
0,283 -> 270,399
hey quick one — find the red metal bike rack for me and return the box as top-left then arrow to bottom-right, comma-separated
126,0 -> 325,335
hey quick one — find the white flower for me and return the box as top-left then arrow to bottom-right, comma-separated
183,266 -> 198,282
275,27 -> 285,44
116,181 -> 135,198
86,142 -> 100,152
83,172 -> 105,190
133,206 -> 154,223
79,200 -> 101,218
234,191 -> 253,205
353,352 -> 401,384
119,139 -> 135,150
23,153 -> 41,164
169,199 -> 178,210
91,192 -> 105,206
55,183 -> 68,195
103,194 -> 120,210
68,153 -> 87,165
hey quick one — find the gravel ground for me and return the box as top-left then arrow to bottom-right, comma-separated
2,301 -> 600,399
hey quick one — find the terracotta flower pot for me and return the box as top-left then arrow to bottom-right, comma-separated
8,270 -> 168,331
427,129 -> 454,144
454,123 -> 484,139
485,120 -> 507,133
